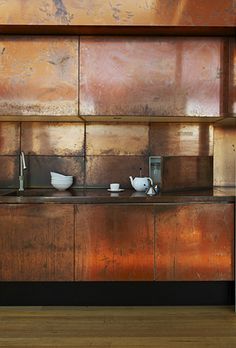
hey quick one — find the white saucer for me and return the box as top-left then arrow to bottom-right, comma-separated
107,189 -> 125,192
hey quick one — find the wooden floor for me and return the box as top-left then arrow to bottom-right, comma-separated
0,306 -> 236,347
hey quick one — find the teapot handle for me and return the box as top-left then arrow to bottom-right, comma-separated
147,177 -> 153,186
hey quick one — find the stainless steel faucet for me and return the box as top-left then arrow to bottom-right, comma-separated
19,151 -> 27,191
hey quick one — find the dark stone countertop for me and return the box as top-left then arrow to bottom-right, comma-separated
0,187 -> 235,204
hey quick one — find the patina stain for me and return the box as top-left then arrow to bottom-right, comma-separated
53,0 -> 73,24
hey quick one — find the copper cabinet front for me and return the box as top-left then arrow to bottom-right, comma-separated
155,203 -> 234,281
0,37 -> 78,116
75,204 -> 154,281
0,204 -> 74,281
80,37 -> 222,117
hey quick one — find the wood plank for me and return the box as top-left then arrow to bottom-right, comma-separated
0,306 -> 236,347
75,204 -> 154,280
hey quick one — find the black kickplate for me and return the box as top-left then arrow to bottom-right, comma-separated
0,281 -> 233,306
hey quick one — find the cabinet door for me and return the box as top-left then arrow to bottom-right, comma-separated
155,204 -> 234,281
0,37 -> 78,116
75,204 -> 154,281
0,204 -> 74,281
80,37 -> 221,117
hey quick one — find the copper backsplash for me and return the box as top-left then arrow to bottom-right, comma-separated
0,121 -> 218,189
213,126 -> 236,187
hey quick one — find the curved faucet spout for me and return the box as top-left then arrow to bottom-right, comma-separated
20,152 -> 26,175
19,152 -> 27,192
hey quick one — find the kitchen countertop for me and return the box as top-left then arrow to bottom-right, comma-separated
0,187 -> 235,204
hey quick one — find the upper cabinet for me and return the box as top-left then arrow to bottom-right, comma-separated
80,37 -> 223,118
0,36 -> 78,117
0,34 -> 234,121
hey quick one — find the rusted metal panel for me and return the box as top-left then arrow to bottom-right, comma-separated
0,1 -> 235,26
86,123 -> 149,156
80,37 -> 222,116
25,156 -> 84,188
86,156 -> 148,187
75,204 -> 154,281
162,156 -> 213,191
155,204 -> 234,281
0,156 -> 18,188
21,122 -> 84,156
229,39 -> 236,117
0,36 -> 78,116
0,122 -> 20,155
213,127 -> 236,186
150,123 -> 213,156
0,204 -> 74,281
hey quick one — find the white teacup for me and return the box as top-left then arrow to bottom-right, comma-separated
110,183 -> 120,191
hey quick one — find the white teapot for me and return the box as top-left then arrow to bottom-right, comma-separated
129,176 -> 153,192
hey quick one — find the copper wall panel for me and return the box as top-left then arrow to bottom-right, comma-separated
80,37 -> 222,117
213,127 -> 236,186
75,204 -> 154,281
21,122 -> 84,156
86,123 -> 149,156
155,204 -> 234,281
86,156 -> 148,187
150,123 -> 213,156
229,39 -> 236,117
0,122 -> 20,155
162,156 -> 213,191
0,122 -> 216,189
0,156 -> 18,188
0,37 -> 78,116
0,204 -> 74,281
25,156 -> 84,188
0,1 -> 235,26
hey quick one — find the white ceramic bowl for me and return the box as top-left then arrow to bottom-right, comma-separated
50,172 -> 73,179
51,178 -> 73,183
51,176 -> 73,180
51,181 -> 73,191
51,181 -> 73,187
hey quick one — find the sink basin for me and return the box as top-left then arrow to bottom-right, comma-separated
2,189 -> 74,197
3,191 -> 18,196
3,189 -> 55,197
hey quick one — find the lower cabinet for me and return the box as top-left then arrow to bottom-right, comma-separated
155,204 -> 234,281
0,204 -> 74,281
75,204 -> 154,281
0,202 -> 234,282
